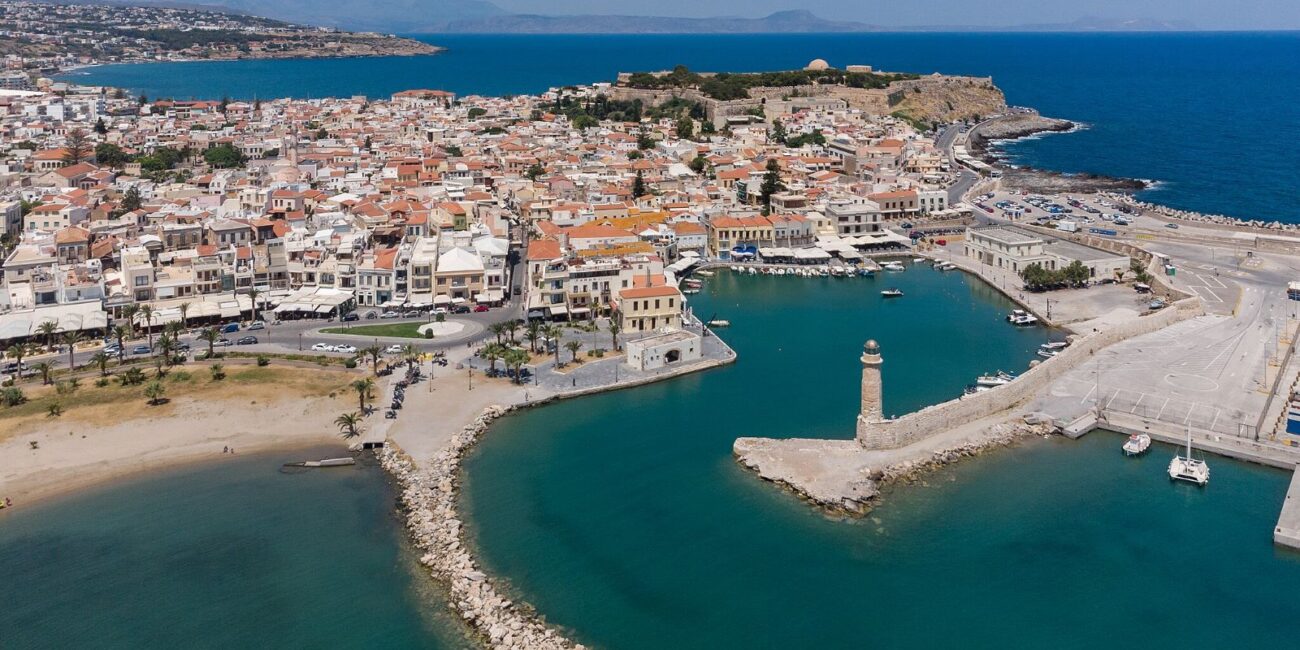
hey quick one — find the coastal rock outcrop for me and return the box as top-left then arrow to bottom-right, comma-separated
380,406 -> 582,650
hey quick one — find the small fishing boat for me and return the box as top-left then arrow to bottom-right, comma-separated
881,288 -> 904,298
935,262 -> 957,271
1122,433 -> 1151,456
696,270 -> 714,277
1040,341 -> 1069,351
682,288 -> 700,295
1168,426 -> 1210,486
707,319 -> 731,327
1036,349 -> 1059,359
912,257 -> 926,263
881,261 -> 906,272
730,265 -> 741,272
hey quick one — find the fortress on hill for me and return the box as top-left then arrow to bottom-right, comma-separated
610,60 -> 1006,128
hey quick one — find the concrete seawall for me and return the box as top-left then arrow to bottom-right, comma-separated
859,297 -> 1203,449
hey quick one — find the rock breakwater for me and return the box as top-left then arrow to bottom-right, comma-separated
379,405 -> 581,650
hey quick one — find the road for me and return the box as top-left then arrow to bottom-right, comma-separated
935,125 -> 983,209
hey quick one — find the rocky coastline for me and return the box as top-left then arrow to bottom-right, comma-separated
1103,192 -> 1300,234
969,113 -> 1148,195
735,419 -> 1054,517
379,406 -> 582,650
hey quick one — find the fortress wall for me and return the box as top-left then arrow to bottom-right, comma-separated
858,297 -> 1203,449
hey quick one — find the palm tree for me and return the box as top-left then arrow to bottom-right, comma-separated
33,361 -> 52,385
120,304 -> 139,337
504,348 -> 529,384
544,325 -> 562,366
111,324 -> 130,361
351,378 -> 375,412
178,302 -> 191,327
36,319 -> 59,351
90,351 -> 111,376
7,344 -> 31,381
156,333 -> 177,365
358,345 -> 383,375
482,343 -> 502,374
62,331 -> 84,371
489,322 -> 507,345
138,305 -> 155,350
400,344 -> 419,365
565,340 -> 583,364
503,319 -> 521,344
198,326 -> 220,358
607,319 -> 621,351
525,321 -> 541,353
246,286 -> 261,322
335,412 -> 362,439
143,380 -> 166,405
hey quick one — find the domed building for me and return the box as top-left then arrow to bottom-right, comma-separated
804,58 -> 830,71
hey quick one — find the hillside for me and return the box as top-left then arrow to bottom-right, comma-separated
442,10 -> 877,34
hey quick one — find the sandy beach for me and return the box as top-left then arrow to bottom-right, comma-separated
0,367 -> 358,507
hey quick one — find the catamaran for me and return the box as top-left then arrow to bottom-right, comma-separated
1008,309 -> 1039,326
1122,433 -> 1152,456
1168,426 -> 1209,486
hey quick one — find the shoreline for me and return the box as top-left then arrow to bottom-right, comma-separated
967,114 -> 1150,195
0,392 -> 353,511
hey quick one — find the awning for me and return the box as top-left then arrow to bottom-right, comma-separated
548,304 -> 569,316
569,307 -> 590,315
433,295 -> 452,305
218,302 -> 241,318
451,297 -> 467,305
315,304 -> 334,314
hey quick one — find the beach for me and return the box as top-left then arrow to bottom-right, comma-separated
0,368 -> 357,507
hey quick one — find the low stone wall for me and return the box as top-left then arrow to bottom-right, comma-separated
859,297 -> 1203,449
380,408 -> 582,650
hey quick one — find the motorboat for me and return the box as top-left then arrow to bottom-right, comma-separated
1123,433 -> 1151,456
976,371 -> 1016,387
1036,349 -> 1059,359
881,289 -> 904,298
912,257 -> 926,263
1168,426 -> 1209,486
1040,341 -> 1070,351
935,262 -> 957,271
696,270 -> 715,277
682,288 -> 700,295
1007,309 -> 1039,326
881,261 -> 906,272
707,319 -> 731,327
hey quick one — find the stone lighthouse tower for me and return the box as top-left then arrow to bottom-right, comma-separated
855,339 -> 884,443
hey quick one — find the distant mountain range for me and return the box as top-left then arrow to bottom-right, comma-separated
66,3 -> 1198,35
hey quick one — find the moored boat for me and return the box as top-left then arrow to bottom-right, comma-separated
975,370 -> 1016,387
707,319 -> 731,327
1008,309 -> 1039,326
1168,426 -> 1209,486
881,288 -> 904,297
1123,433 -> 1151,456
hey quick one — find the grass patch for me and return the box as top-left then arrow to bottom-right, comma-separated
320,322 -> 428,339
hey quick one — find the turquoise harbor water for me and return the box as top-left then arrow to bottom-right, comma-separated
64,32 -> 1300,222
0,449 -> 473,649
463,267 -> 1300,648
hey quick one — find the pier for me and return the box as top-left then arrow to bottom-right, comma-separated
1275,467 -> 1300,549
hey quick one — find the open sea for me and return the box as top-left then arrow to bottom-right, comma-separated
62,32 -> 1300,223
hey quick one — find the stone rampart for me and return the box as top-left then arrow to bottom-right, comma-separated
857,297 -> 1203,449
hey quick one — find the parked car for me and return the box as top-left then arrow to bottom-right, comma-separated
385,344 -> 404,354
380,311 -> 401,319
364,311 -> 379,320
1165,222 -> 1180,229
341,312 -> 360,322
214,337 -> 233,347
474,305 -> 490,313
131,344 -> 152,355
335,344 -> 358,354
246,321 -> 266,330
433,307 -> 449,315
452,305 -> 471,314
236,336 -> 258,345
220,323 -> 240,333
103,344 -> 122,356
311,343 -> 334,352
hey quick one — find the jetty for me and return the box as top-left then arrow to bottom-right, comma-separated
284,457 -> 356,468
1274,466 -> 1300,549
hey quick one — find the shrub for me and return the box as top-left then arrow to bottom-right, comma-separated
1,386 -> 27,407
256,355 -> 270,367
95,377 -> 110,388
170,371 -> 192,382
47,403 -> 64,417
424,330 -> 434,339
209,364 -> 226,381
344,358 -> 357,369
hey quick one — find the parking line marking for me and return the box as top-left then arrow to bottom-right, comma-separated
1155,397 -> 1170,420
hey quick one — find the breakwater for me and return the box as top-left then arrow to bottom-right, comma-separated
380,407 -> 582,650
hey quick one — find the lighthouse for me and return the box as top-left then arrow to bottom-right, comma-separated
855,339 -> 884,443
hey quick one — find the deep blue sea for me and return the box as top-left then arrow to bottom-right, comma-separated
63,32 -> 1300,222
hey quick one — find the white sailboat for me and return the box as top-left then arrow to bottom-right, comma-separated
1168,426 -> 1209,486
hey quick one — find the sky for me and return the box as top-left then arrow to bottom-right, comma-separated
489,0 -> 1300,30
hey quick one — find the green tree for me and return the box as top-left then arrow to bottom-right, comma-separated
489,322 -> 507,345
525,162 -> 545,181
351,378 -> 375,412
636,129 -> 655,150
91,351 -> 111,377
144,380 -> 166,405
770,119 -> 787,144
93,117 -> 108,135
62,331 -> 84,372
120,185 -> 143,213
689,155 -> 708,174
504,348 -> 529,384
525,321 -> 541,353
467,107 -> 487,119
198,326 -> 220,359
564,340 -> 584,364
335,412 -> 362,439
358,345 -> 384,375
607,320 -> 621,351
62,128 -> 93,166
203,143 -> 247,169
676,115 -> 694,140
111,324 -> 130,361
96,143 -> 131,168
759,158 -> 784,215
35,320 -> 59,351
6,344 -> 31,382
632,170 -> 647,198
33,362 -> 52,385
